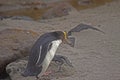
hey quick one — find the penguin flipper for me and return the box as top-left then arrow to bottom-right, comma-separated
68,23 -> 105,36
35,42 -> 53,66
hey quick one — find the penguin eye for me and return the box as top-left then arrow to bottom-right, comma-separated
47,43 -> 52,51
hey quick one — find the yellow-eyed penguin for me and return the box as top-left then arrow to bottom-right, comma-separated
22,31 -> 71,78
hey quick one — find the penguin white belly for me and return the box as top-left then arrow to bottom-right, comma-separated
38,40 -> 62,77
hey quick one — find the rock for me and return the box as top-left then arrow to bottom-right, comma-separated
78,0 -> 92,5
6,58 -> 33,80
10,16 -> 33,21
6,56 -> 75,80
0,16 -> 11,20
41,3 -> 76,19
0,16 -> 33,21
0,28 -> 39,77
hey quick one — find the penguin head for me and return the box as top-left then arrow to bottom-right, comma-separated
53,31 -> 74,47
53,31 -> 67,41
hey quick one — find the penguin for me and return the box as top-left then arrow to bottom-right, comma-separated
22,31 -> 71,78
22,23 -> 104,78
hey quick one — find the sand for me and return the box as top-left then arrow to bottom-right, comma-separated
0,0 -> 120,80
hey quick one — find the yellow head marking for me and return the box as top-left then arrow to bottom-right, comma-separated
63,31 -> 67,39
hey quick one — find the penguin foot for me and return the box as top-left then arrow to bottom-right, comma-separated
43,71 -> 52,76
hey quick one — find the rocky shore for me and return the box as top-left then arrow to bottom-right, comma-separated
0,0 -> 120,80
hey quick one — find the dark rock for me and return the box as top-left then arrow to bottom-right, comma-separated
0,16 -> 33,21
0,16 -> 12,20
78,0 -> 92,5
0,28 -> 39,77
10,16 -> 33,21
6,56 -> 75,80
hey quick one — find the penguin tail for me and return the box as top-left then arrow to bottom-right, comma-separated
21,66 -> 42,77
